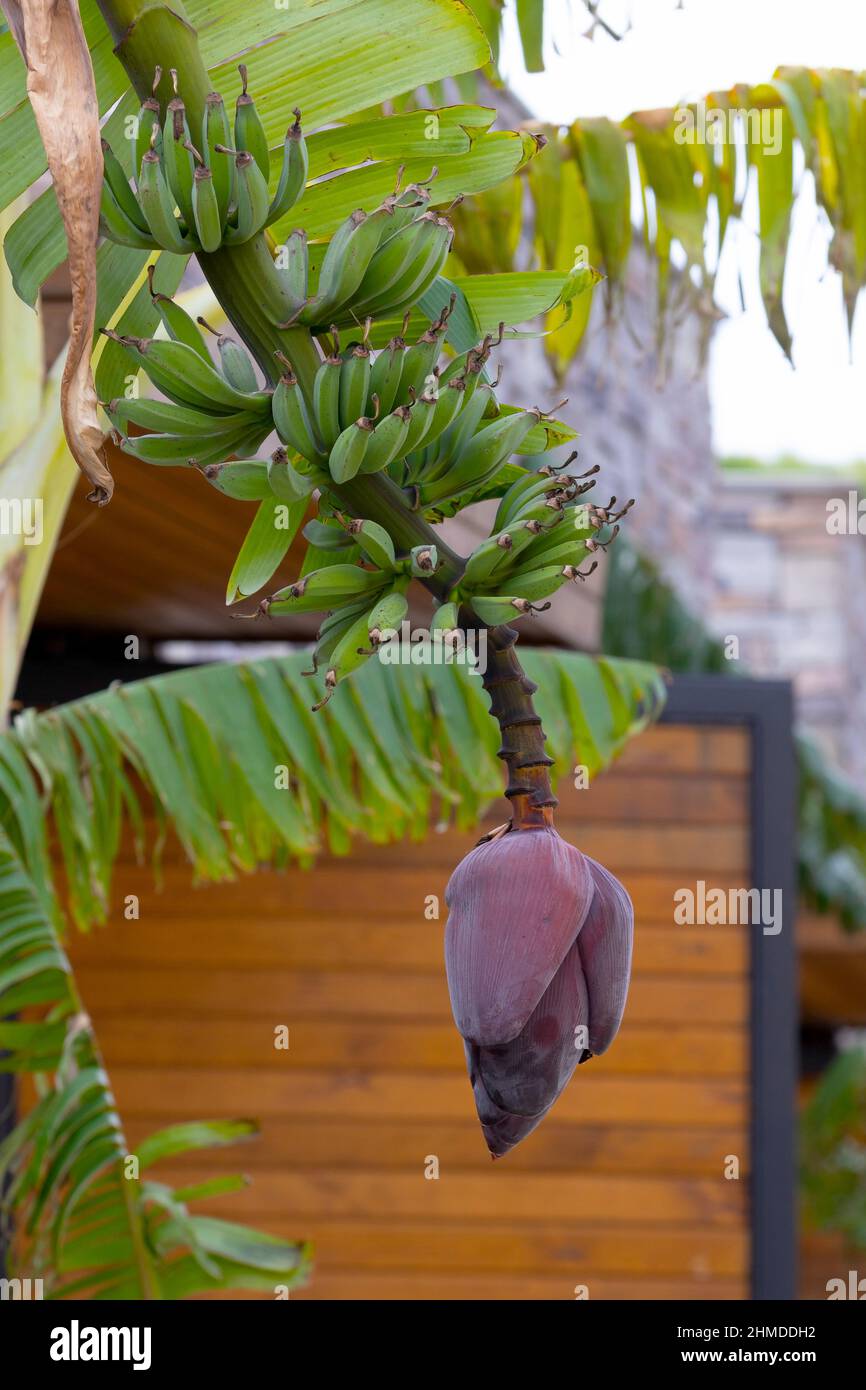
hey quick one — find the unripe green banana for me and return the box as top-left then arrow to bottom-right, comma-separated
101,140 -> 148,233
138,147 -> 190,253
202,91 -> 234,224
460,529 -> 527,590
338,336 -> 372,431
135,93 -> 162,185
401,388 -> 438,454
328,418 -> 373,483
99,182 -> 157,249
197,320 -> 259,393
408,374 -> 466,467
201,460 -> 273,500
422,381 -> 495,485
226,150 -> 271,243
305,205 -> 392,325
303,518 -> 356,551
265,563 -> 389,615
234,64 -> 269,180
268,110 -> 308,223
148,271 -> 211,360
382,178 -> 433,233
346,519 -> 397,572
408,543 -> 439,578
349,213 -> 438,319
398,297 -> 454,401
420,409 -> 540,509
305,599 -> 372,675
365,587 -> 410,648
494,467 -> 557,530
272,364 -> 327,464
162,96 -> 197,232
120,417 -> 258,468
493,564 -> 571,602
311,345 -> 343,450
362,215 -> 452,320
191,166 -> 223,252
107,332 -> 271,415
276,228 -> 309,314
268,448 -> 315,502
107,397 -> 250,436
312,609 -> 376,710
470,595 -> 542,625
368,334 -> 406,417
359,404 -> 411,474
430,600 -> 459,634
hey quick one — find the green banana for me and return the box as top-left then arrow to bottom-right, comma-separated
268,110 -> 308,223
349,214 -> 437,319
311,343 -> 344,450
276,228 -> 309,313
345,519 -> 397,572
191,166 -> 223,252
368,333 -> 407,417
202,91 -> 234,224
312,609 -> 377,709
138,147 -> 190,253
107,397 -> 251,437
119,418 -> 257,468
305,205 -> 391,324
304,600 -> 372,676
401,388 -> 437,455
382,177 -> 434,233
408,543 -> 439,578
161,95 -> 197,232
99,182 -> 156,249
197,320 -> 259,392
366,587 -> 409,643
268,448 -> 315,503
234,63 -> 269,180
265,563 -> 389,615
419,408 -> 540,509
407,374 -> 466,470
430,600 -> 459,633
135,90 -> 162,185
272,363 -> 327,464
226,150 -> 271,243
469,595 -> 542,625
201,460 -> 273,500
104,331 -> 270,415
398,297 -> 454,401
359,405 -> 411,474
303,519 -> 356,551
101,140 -> 148,232
328,418 -> 373,484
492,564 -> 570,603
421,381 -> 495,485
460,529 -> 527,590
360,215 -> 452,320
338,334 -> 372,431
147,270 -> 211,360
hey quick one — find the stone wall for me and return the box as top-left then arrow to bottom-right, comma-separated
707,473 -> 866,784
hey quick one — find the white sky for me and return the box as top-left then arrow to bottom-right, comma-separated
500,0 -> 866,464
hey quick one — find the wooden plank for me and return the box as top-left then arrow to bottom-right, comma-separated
89,1016 -> 746,1075
85,867 -> 754,921
286,1271 -> 746,1299
123,1118 -> 747,1176
239,1218 -> 749,1277
561,775 -> 749,824
110,1067 -> 748,1127
69,918 -> 748,975
77,967 -> 748,1025
154,1167 -> 747,1226
611,726 -> 750,776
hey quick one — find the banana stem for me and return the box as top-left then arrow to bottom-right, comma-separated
461,609 -> 557,827
95,0 -> 559,820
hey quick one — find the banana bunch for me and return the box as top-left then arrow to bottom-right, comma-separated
257,516 -> 412,708
451,467 -> 634,624
103,279 -> 273,469
271,314 -> 520,500
275,177 -> 453,333
99,65 -> 308,254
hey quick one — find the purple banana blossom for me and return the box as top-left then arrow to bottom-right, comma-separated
445,827 -> 634,1158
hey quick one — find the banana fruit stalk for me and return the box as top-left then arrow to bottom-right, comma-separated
99,65 -> 308,255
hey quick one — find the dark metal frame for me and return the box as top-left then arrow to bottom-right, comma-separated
661,675 -> 798,1301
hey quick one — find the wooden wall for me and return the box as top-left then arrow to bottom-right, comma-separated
68,720 -> 754,1300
